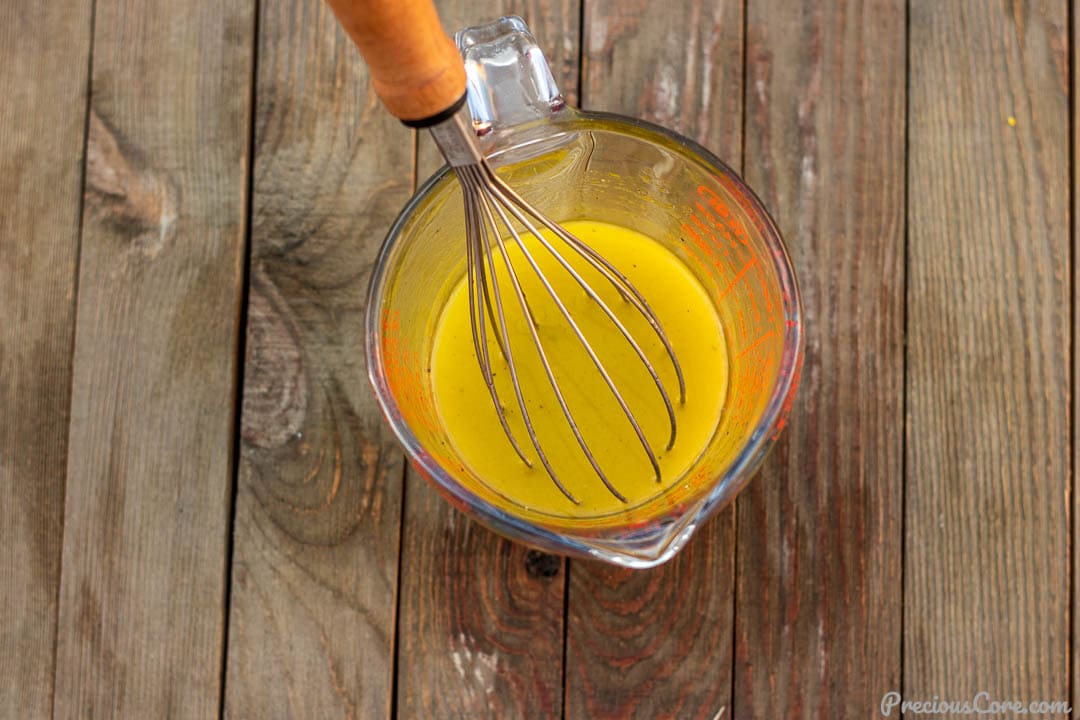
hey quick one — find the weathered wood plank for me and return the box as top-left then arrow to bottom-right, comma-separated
221,1 -> 411,718
50,0 -> 254,715
397,477 -> 568,719
733,2 -> 906,716
397,2 -> 579,718
0,1 -> 92,717
565,539 -> 735,720
563,2 -> 743,719
580,0 -> 744,153
1074,4 -> 1080,714
907,0 -> 1070,707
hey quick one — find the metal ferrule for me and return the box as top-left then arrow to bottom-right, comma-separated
428,105 -> 484,168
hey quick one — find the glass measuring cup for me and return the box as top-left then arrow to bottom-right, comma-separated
365,17 -> 803,567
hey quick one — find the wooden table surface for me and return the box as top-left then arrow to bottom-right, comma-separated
2,0 -> 1075,718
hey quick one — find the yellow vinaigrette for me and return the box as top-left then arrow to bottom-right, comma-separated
430,220 -> 728,518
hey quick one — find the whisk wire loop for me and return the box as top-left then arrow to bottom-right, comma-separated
480,163 -> 681,452
468,165 -> 591,503
462,178 -> 532,467
434,112 -> 686,504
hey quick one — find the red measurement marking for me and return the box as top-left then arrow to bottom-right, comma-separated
734,306 -> 746,339
719,257 -> 759,301
733,364 -> 763,397
682,182 -> 775,312
738,330 -> 776,359
677,235 -> 717,284
771,416 -> 788,438
688,212 -> 711,241
711,175 -> 769,238
681,221 -> 702,245
381,308 -> 441,438
697,185 -> 750,246
736,270 -> 766,325
752,260 -> 776,319
771,353 -> 804,441
695,201 -> 724,233
694,200 -> 740,249
683,184 -> 788,372
691,216 -> 721,256
681,220 -> 719,264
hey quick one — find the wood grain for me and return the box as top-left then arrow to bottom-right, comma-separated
906,0 -> 1070,706
732,1 -> 907,717
0,1 -> 91,717
565,540 -> 735,720
396,3 -> 579,719
562,3 -> 743,719
49,0 -> 253,715
221,1 -> 410,718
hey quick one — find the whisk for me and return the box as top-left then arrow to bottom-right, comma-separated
327,0 -> 685,504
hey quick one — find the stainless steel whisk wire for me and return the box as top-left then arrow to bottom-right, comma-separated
432,110 -> 686,505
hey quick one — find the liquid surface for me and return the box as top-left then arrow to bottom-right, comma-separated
429,220 -> 728,519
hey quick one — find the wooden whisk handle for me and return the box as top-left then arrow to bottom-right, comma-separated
323,0 -> 467,125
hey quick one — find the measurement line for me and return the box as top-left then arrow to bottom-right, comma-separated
690,213 -> 720,254
752,260 -> 776,317
737,330 -> 775,359
719,256 -> 759,300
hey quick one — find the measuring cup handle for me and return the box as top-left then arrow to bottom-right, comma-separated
456,16 -> 565,136
323,0 -> 467,125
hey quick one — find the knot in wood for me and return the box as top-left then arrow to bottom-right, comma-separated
524,550 -> 560,579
